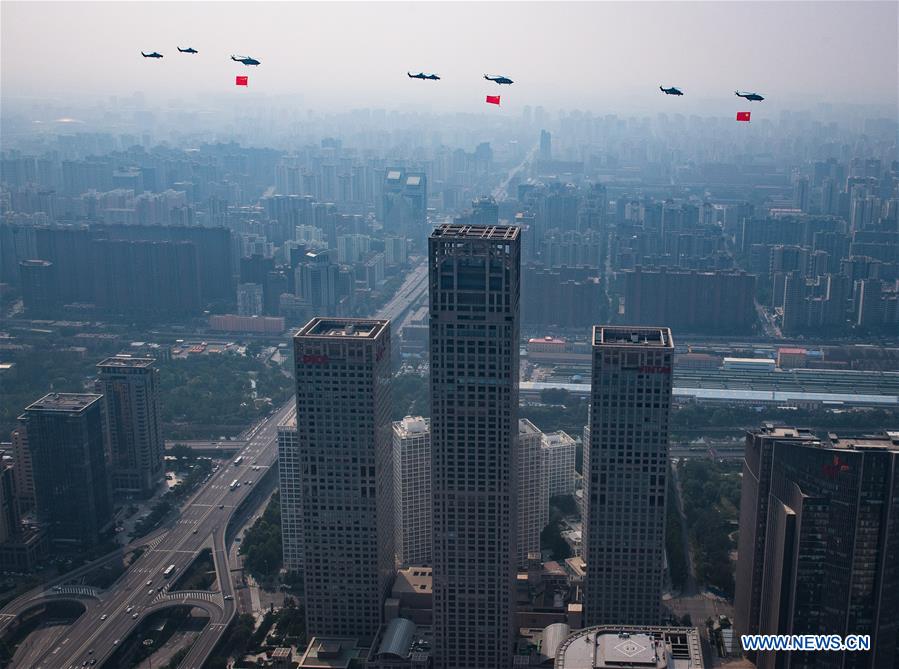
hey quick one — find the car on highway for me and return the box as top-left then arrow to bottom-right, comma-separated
113,639 -> 119,646
193,528 -> 198,534
148,589 -> 154,595
146,580 -> 152,586
224,594 -> 233,600
100,614 -> 107,620
219,504 -> 225,509
133,613 -> 139,619
126,606 -> 133,613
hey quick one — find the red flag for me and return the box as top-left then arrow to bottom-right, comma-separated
236,76 -> 248,86
486,95 -> 500,105
736,111 -> 751,122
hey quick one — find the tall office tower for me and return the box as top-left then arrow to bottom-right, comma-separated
9,426 -> 34,512
295,249 -> 340,314
277,407 -> 302,572
429,223 -> 521,669
734,429 -> 899,669
584,326 -> 674,626
518,419 -> 549,568
382,169 -> 428,245
17,393 -> 112,547
541,430 -> 577,498
455,197 -> 500,227
392,416 -> 432,567
18,259 -> 59,314
293,318 -> 393,641
96,356 -> 164,498
539,129 -> 552,161
733,425 -> 817,647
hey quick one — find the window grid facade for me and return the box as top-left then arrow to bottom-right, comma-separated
541,430 -> 577,499
584,326 -> 674,627
293,318 -> 393,642
429,223 -> 520,669
277,409 -> 302,572
96,356 -> 164,498
518,419 -> 549,568
393,416 -> 433,567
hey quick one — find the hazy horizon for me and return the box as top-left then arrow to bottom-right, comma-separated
2,1 -> 897,120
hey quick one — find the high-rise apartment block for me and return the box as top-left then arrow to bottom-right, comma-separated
293,318 -> 393,641
17,393 -> 112,547
277,407 -> 302,572
518,419 -> 549,568
429,223 -> 520,669
735,428 -> 899,669
96,356 -> 164,498
541,430 -> 577,498
392,416 -> 432,567
584,326 -> 674,626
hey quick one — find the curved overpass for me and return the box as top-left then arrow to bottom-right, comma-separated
0,400 -> 293,669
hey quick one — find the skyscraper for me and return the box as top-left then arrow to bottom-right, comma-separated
392,416 -> 432,567
518,419 -> 549,568
541,430 -> 577,498
583,326 -> 674,626
293,317 -> 393,641
735,429 -> 899,669
429,223 -> 520,669
733,425 -> 817,648
17,393 -> 112,547
276,407 -> 302,572
96,356 -> 164,498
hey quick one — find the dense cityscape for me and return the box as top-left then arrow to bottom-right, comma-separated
1,2 -> 898,669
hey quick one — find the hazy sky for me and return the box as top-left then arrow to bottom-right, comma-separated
2,1 -> 897,115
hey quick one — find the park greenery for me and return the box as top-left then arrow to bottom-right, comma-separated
239,492 -> 282,581
159,353 -> 293,439
677,459 -> 741,597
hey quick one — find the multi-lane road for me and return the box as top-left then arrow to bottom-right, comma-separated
2,258 -> 432,669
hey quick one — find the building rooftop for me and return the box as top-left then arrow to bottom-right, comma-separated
22,393 -> 102,415
297,317 -> 388,340
298,637 -> 362,669
97,355 -> 156,369
594,326 -> 673,349
431,222 -> 520,241
278,406 -> 297,430
519,418 -> 542,436
825,433 -> 899,452
394,416 -> 429,438
556,626 -> 703,669
393,566 -> 432,596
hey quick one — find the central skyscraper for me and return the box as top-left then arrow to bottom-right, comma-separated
293,317 -> 393,641
584,326 -> 674,626
429,223 -> 520,669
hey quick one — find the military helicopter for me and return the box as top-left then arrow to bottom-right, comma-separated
177,47 -> 198,54
660,86 -> 684,96
408,72 -> 441,80
231,55 -> 261,66
735,90 -> 765,101
141,51 -> 163,58
484,74 -> 514,85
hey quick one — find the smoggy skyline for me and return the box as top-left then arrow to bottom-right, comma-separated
2,1 -> 897,118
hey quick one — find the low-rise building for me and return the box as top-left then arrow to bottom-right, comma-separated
554,626 -> 703,669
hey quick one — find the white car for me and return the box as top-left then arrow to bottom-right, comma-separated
148,589 -> 154,595
146,580 -> 152,586
100,614 -> 108,621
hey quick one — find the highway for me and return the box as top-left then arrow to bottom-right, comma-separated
1,258 -> 432,669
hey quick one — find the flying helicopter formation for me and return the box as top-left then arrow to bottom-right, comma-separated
139,50 -> 766,110
141,48 -> 260,66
